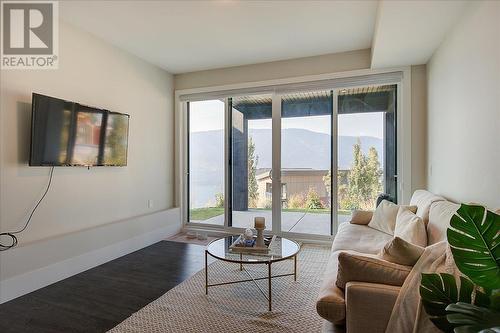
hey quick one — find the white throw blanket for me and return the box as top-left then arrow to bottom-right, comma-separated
385,241 -> 460,333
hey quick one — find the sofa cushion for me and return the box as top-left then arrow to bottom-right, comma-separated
368,200 -> 417,235
394,207 -> 427,247
428,200 -> 460,245
332,223 -> 393,254
410,190 -> 445,225
336,252 -> 412,289
379,237 -> 425,266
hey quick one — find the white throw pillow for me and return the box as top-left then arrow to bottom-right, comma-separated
368,200 -> 417,235
394,206 -> 427,247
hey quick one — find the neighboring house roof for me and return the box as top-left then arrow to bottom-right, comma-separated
256,168 -> 271,180
256,168 -> 331,181
256,168 -> 350,181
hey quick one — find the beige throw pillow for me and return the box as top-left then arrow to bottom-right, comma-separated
379,237 -> 425,266
368,200 -> 417,235
336,252 -> 412,289
394,207 -> 427,247
350,210 -> 373,225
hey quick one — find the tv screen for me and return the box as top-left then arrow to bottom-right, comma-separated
29,93 -> 129,166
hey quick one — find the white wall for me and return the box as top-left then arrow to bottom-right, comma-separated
0,22 -> 179,301
427,1 -> 500,209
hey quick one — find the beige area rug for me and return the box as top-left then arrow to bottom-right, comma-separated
108,244 -> 330,333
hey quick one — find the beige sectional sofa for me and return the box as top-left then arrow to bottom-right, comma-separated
317,190 -> 460,333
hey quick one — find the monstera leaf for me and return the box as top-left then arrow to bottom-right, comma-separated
491,289 -> 500,311
445,302 -> 500,333
421,204 -> 499,332
446,289 -> 500,333
420,274 -> 480,332
447,204 -> 500,291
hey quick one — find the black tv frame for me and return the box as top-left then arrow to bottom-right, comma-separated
29,93 -> 130,167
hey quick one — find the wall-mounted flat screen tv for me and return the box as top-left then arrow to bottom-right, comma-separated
29,93 -> 130,166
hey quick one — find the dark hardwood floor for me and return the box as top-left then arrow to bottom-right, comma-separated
0,240 -> 206,333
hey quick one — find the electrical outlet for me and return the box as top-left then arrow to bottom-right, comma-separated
148,199 -> 154,208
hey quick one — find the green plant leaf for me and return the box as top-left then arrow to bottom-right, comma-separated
459,276 -> 474,304
420,274 -> 487,332
475,289 -> 491,308
447,204 -> 500,291
454,327 -> 500,333
446,302 -> 500,333
420,273 -> 460,332
491,289 -> 500,311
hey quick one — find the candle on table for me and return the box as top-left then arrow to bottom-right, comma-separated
254,217 -> 266,248
254,217 -> 265,229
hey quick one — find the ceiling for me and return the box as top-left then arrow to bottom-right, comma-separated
60,0 -> 469,74
60,1 -> 377,73
371,0 -> 469,68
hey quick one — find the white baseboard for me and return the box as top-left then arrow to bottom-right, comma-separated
0,208 -> 181,304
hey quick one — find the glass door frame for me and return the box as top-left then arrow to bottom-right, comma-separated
179,71 -> 408,242
271,93 -> 281,234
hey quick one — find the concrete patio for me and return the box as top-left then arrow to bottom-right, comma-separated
191,209 -> 351,235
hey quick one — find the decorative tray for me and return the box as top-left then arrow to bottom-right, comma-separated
229,235 -> 277,254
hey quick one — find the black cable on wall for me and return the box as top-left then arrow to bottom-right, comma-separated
0,166 -> 55,251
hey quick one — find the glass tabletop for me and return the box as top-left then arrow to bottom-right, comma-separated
206,236 -> 300,264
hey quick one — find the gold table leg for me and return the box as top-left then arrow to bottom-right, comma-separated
294,255 -> 297,281
268,262 -> 272,311
205,250 -> 208,295
205,251 -> 298,311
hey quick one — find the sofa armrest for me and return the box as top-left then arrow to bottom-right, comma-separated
345,282 -> 400,333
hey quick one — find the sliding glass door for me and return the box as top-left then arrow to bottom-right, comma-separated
187,99 -> 225,225
336,85 -> 397,231
186,83 -> 397,238
230,94 -> 273,230
280,90 -> 332,236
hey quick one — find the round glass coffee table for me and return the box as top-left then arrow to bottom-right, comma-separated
205,236 -> 300,311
